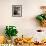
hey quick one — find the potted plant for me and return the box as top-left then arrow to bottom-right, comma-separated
36,14 -> 46,27
5,26 -> 18,43
36,6 -> 46,27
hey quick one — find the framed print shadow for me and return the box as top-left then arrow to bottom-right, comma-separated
12,5 -> 22,17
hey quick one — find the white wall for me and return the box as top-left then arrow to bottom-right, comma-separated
0,0 -> 46,38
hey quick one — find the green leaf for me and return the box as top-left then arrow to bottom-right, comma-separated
36,15 -> 44,21
44,15 -> 46,20
5,26 -> 18,39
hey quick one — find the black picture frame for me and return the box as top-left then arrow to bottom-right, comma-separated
12,5 -> 22,17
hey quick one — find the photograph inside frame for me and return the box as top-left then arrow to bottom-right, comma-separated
12,5 -> 22,17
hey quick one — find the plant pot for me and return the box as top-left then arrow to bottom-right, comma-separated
11,36 -> 17,44
41,20 -> 46,27
7,39 -> 12,44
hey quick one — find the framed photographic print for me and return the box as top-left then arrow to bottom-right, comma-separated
12,5 -> 22,17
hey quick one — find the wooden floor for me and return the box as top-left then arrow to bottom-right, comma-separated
14,43 -> 46,46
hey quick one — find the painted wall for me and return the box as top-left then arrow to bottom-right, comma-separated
0,0 -> 46,40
